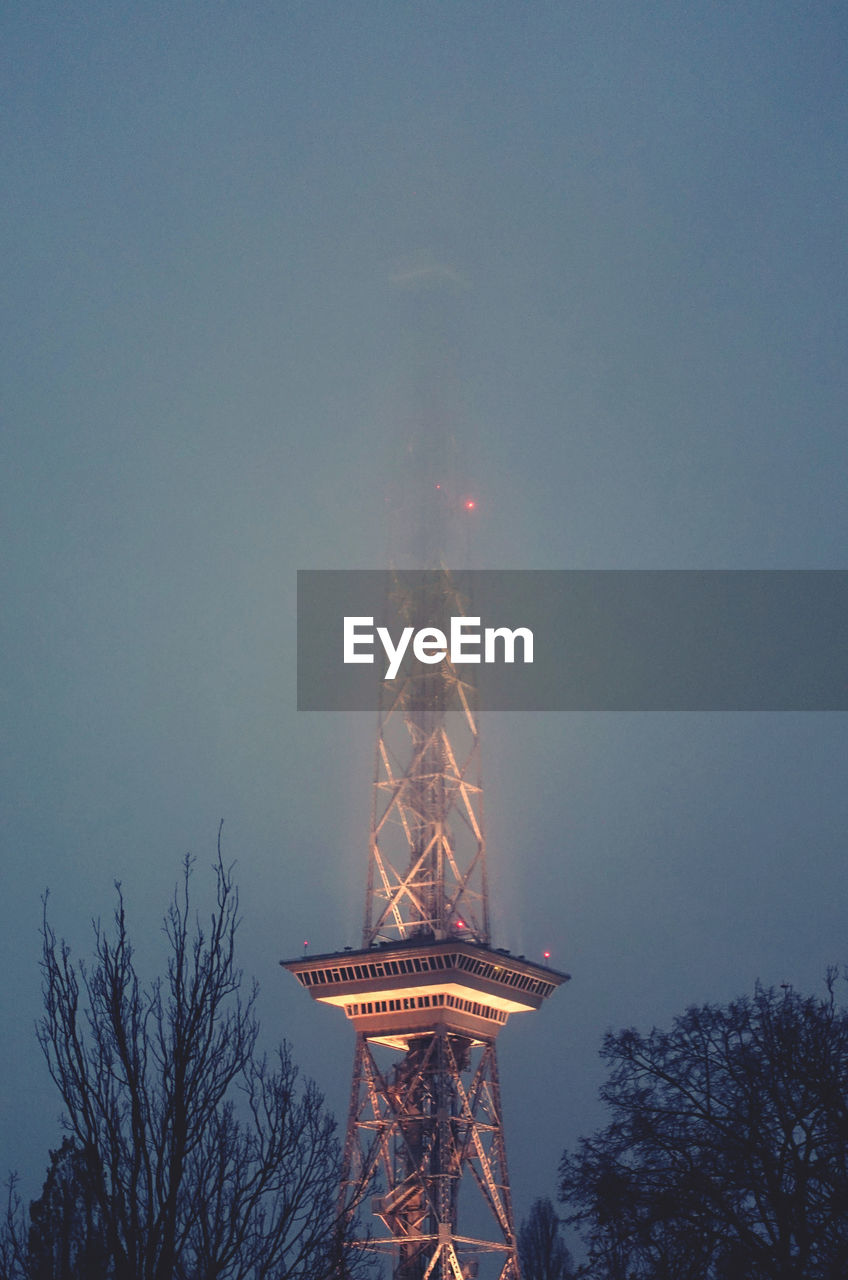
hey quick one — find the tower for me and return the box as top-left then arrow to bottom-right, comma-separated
284,571 -> 567,1279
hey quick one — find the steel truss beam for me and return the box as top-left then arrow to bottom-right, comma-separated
340,1028 -> 519,1280
364,674 -> 489,948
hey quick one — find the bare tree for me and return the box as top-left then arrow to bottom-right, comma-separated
559,980 -> 848,1279
0,1177 -> 29,1280
518,1198 -> 575,1280
32,833 -> 361,1280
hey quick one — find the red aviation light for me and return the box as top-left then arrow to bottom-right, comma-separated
543,950 -> 551,960
456,919 -> 466,930
463,497 -> 476,511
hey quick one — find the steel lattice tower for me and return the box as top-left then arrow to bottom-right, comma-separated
284,572 -> 567,1280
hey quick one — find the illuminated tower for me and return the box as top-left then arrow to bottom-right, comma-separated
284,571 -> 567,1280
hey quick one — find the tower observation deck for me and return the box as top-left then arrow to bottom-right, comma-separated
284,569 -> 567,1280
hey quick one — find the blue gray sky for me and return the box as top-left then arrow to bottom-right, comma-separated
3,0 -> 848,1235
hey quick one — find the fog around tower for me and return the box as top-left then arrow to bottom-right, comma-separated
2,2 -> 848,1234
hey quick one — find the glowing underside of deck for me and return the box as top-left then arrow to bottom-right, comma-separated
282,938 -> 569,1048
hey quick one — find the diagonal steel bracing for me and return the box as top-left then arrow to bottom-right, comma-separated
341,1029 -> 519,1280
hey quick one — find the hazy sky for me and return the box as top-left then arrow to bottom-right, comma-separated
3,0 -> 848,1238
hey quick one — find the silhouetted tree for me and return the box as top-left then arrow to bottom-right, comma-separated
27,1138 -> 108,1279
31,834 -> 363,1280
518,1197 -> 574,1280
559,980 -> 848,1279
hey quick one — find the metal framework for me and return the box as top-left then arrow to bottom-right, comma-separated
364,651 -> 488,949
284,572 -> 566,1280
342,1031 -> 515,1280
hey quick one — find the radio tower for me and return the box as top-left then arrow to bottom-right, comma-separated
284,276 -> 566,1279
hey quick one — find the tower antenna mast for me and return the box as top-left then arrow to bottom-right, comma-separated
284,274 -> 566,1279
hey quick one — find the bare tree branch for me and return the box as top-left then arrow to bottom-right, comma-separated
560,981 -> 848,1280
25,835 -> 366,1280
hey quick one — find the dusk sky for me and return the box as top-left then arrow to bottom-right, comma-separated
3,0 -> 848,1241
